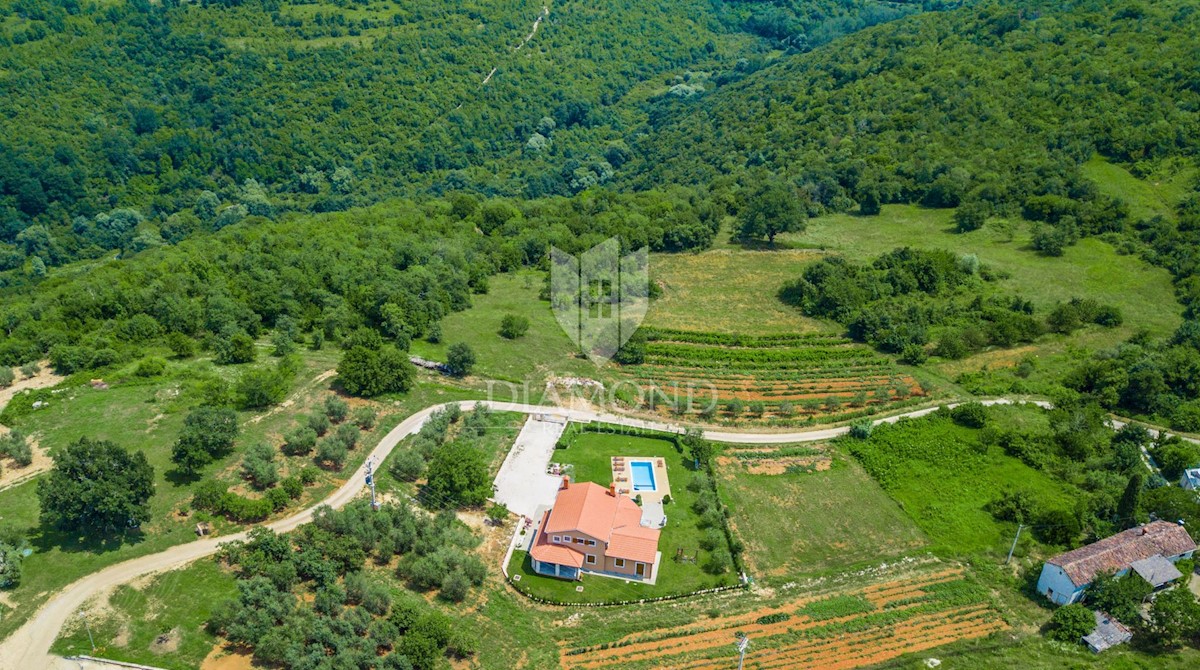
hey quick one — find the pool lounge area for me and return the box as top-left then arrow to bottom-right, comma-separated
611,456 -> 671,508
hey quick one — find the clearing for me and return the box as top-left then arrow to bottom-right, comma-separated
716,442 -> 927,575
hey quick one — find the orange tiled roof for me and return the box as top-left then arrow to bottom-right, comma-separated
1048,521 -> 1196,587
530,510 -> 585,568
540,481 -> 660,564
608,525 -> 660,564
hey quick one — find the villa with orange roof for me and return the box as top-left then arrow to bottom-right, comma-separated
529,477 -> 662,582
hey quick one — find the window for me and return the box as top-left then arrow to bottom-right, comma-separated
575,537 -> 585,545
552,536 -> 561,543
587,539 -> 597,546
561,535 -> 570,543
586,554 -> 597,565
615,558 -> 625,568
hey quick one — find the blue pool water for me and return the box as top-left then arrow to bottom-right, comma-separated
630,461 -> 657,491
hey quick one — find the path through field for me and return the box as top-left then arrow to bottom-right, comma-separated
0,397 -> 1184,668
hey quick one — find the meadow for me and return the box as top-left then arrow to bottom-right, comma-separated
409,271 -> 594,385
844,405 -> 1073,556
715,442 -> 927,576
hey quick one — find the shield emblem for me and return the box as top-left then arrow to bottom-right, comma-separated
550,238 -> 649,365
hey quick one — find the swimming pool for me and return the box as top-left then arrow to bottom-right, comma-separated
630,461 -> 657,491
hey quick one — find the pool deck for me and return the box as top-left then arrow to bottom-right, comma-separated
610,456 -> 671,505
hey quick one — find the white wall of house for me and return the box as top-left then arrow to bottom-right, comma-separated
1036,564 -> 1087,605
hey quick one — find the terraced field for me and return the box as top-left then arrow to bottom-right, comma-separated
623,328 -> 927,421
560,565 -> 1007,670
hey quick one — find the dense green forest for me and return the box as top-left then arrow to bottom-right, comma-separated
0,0 -> 943,268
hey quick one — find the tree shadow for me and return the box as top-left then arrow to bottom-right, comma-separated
29,521 -> 146,555
165,467 -> 202,488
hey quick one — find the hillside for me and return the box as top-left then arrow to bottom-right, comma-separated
629,0 -> 1200,225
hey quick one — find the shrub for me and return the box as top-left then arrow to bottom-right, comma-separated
0,430 -> 33,467
316,438 -> 348,469
848,419 -> 873,439
950,402 -> 988,428
445,343 -> 476,377
215,332 -> 256,365
133,356 -> 168,377
166,333 -> 196,358
324,395 -> 349,423
241,442 -> 279,490
0,367 -> 15,388
390,449 -> 426,482
334,422 -> 359,450
498,314 -> 530,340
352,406 -> 376,430
307,412 -> 331,437
283,427 -> 317,456
298,465 -> 320,485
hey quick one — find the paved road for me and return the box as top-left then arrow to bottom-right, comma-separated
0,397 -> 1162,668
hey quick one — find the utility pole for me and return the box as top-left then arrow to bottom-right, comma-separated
734,632 -> 750,670
1005,524 -> 1025,565
79,610 -> 95,652
365,457 -> 379,510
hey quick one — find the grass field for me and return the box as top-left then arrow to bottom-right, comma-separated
716,442 -> 927,576
508,430 -> 738,602
645,249 -> 835,335
50,559 -> 236,669
788,204 -> 1180,340
1082,156 -> 1196,222
410,271 -> 594,385
844,405 -> 1073,555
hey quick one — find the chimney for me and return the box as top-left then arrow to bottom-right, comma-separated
608,483 -> 617,497
561,476 -> 570,490
1141,527 -> 1148,536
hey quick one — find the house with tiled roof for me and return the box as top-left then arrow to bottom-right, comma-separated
529,477 -> 661,582
1036,521 -> 1196,605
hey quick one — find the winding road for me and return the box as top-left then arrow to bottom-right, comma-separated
0,397 -> 1178,668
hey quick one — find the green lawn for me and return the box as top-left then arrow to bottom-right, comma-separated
50,559 -> 236,669
716,443 -> 927,577
1082,155 -> 1195,223
845,405 -> 1074,555
410,271 -> 594,385
507,430 -> 738,602
645,249 -> 836,335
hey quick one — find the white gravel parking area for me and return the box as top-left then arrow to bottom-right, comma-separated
491,414 -> 568,520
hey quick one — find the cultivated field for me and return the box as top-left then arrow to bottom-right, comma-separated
620,328 -> 929,423
559,563 -> 1007,670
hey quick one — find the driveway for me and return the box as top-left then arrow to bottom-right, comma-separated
491,414 -> 568,520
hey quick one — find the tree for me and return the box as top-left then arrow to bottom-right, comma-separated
682,427 -> 712,469
241,443 -> 279,490
1047,603 -> 1093,643
737,179 -> 806,245
316,438 -> 348,469
1116,472 -> 1145,527
353,407 -> 376,430
0,540 -> 22,588
1145,585 -> 1200,647
498,314 -> 529,340
445,343 -> 476,378
324,395 -> 349,423
0,366 -> 13,388
390,449 -> 426,482
172,407 -> 239,475
337,345 -> 415,397
215,332 -> 257,365
424,441 -> 489,507
38,438 -> 154,535
950,402 -> 988,428
1088,571 -> 1152,623
283,427 -> 317,456
486,503 -> 509,526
